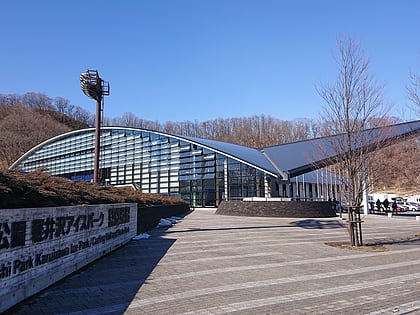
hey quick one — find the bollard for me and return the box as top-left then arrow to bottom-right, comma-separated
416,216 -> 420,221
388,213 -> 392,218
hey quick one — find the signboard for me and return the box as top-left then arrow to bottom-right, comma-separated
0,203 -> 137,312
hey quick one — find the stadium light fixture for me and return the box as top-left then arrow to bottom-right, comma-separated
80,69 -> 110,184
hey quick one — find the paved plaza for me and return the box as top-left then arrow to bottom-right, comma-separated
9,209 -> 420,314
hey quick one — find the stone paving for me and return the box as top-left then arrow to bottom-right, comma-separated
8,210 -> 420,315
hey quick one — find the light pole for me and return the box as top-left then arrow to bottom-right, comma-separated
80,69 -> 110,184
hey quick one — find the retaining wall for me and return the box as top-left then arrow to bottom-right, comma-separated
137,203 -> 190,233
215,200 -> 337,218
0,203 -> 137,313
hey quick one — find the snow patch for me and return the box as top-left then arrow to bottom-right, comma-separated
157,216 -> 183,228
132,233 -> 150,240
132,216 -> 183,240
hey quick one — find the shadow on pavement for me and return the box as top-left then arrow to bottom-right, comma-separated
291,219 -> 345,229
370,236 -> 420,246
9,234 -> 176,315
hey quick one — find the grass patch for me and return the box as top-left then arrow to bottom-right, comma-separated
0,169 -> 186,209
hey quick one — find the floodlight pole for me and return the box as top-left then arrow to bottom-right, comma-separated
93,96 -> 102,184
80,70 -> 110,184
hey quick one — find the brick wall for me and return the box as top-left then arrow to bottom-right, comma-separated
215,200 -> 337,218
0,203 -> 137,313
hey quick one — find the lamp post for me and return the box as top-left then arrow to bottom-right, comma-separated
80,70 -> 110,184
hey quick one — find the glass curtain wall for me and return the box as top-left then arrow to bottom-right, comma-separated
15,128 -> 270,207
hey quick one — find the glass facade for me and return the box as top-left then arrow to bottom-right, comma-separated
12,128 -> 272,207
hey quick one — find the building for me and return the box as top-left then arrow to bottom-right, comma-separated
10,127 -> 340,207
10,120 -> 420,208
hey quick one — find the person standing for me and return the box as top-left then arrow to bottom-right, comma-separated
392,200 -> 398,213
383,198 -> 390,212
370,201 -> 375,213
376,199 -> 382,212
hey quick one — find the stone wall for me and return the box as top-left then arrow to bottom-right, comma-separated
0,203 -> 137,313
215,200 -> 337,218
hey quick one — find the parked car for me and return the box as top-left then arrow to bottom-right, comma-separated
405,202 -> 420,211
396,203 -> 408,212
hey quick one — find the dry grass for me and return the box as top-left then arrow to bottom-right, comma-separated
0,169 -> 185,209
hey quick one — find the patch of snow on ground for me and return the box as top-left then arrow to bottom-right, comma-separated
157,216 -> 183,228
132,233 -> 150,240
157,218 -> 173,227
133,216 -> 184,240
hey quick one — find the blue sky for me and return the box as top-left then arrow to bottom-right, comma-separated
1,0 -> 419,123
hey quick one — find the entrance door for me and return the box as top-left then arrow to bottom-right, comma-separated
180,179 -> 217,207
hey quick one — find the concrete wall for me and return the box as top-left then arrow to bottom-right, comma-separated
0,203 -> 137,313
216,200 -> 337,218
137,203 -> 190,233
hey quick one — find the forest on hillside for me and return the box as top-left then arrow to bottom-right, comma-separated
0,92 -> 418,194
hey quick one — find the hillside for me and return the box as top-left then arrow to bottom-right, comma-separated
369,139 -> 420,195
0,103 -> 89,168
1,93 -> 418,195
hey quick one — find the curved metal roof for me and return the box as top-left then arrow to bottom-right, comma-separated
182,135 -> 279,176
261,120 -> 420,178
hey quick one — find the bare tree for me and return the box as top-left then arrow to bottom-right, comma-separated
407,70 -> 420,116
0,105 -> 71,167
317,37 -> 390,246
54,97 -> 71,113
21,92 -> 54,110
70,106 -> 94,126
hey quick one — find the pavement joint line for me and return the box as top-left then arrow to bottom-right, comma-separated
175,271 -> 420,315
163,232 -> 348,244
157,251 -> 286,264
151,247 -> 420,281
161,233 -> 419,256
158,231 -> 415,249
163,239 -> 349,256
158,246 -> 420,266
162,233 -> 349,245
128,258 -> 420,307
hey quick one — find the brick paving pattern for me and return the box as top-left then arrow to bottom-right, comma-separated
9,210 -> 420,314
